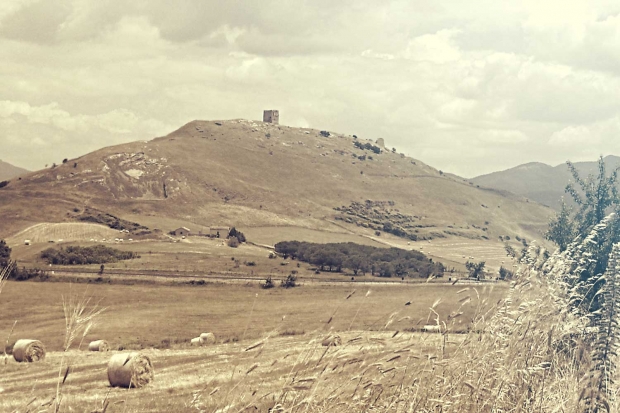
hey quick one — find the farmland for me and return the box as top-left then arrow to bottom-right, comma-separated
0,280 -> 502,351
6,223 -> 121,245
0,279 -> 505,411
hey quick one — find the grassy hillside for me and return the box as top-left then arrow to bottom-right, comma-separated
0,119 -> 553,248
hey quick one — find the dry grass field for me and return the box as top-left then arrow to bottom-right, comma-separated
0,280 -> 506,412
9,234 -> 469,283
0,331 -> 449,412
242,226 -> 386,248
6,223 -> 121,245
0,281 -> 503,350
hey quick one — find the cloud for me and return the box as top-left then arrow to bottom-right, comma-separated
0,0 -> 619,178
549,117 -> 620,146
402,29 -> 462,63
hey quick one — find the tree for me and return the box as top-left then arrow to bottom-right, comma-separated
466,261 -> 486,280
498,266 -> 513,280
378,262 -> 393,277
344,256 -> 362,275
0,240 -> 11,268
505,245 -> 517,258
545,199 -> 575,251
549,156 -> 620,314
565,156 -> 620,234
228,227 -> 246,243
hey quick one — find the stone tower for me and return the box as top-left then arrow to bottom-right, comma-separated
376,138 -> 385,148
263,110 -> 279,124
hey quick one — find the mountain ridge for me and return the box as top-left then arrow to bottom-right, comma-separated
0,160 -> 28,181
472,155 -> 620,209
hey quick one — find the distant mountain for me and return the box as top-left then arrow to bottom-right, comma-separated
472,155 -> 620,210
0,160 -> 28,181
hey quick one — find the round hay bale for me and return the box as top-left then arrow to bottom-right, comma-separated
13,339 -> 46,362
107,352 -> 154,388
321,335 -> 342,347
190,337 -> 204,346
422,325 -> 440,333
199,332 -> 215,344
88,340 -> 110,352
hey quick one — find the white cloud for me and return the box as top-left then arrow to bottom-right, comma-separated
0,0 -> 619,177
402,29 -> 462,63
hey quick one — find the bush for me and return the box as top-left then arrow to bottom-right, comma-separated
262,276 -> 275,289
353,141 -> 381,154
10,267 -> 49,281
227,237 -> 240,248
499,266 -> 514,280
228,227 -> 246,243
0,180 -> 9,189
281,274 -> 297,288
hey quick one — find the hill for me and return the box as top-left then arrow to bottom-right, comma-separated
0,159 -> 28,181
0,119 -> 553,251
471,155 -> 620,210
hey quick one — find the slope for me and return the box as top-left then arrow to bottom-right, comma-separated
472,155 -> 620,210
0,119 -> 553,246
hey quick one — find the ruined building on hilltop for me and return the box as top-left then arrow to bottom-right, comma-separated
263,110 -> 279,124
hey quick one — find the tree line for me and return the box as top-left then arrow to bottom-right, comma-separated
274,241 -> 444,278
40,245 -> 139,265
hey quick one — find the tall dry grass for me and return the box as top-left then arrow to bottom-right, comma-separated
1,262 -> 14,365
0,261 -> 12,298
53,287 -> 106,412
189,241 -> 615,412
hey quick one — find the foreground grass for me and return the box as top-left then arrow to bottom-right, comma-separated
1,280 -> 505,412
0,331 -> 446,412
1,267 -> 584,412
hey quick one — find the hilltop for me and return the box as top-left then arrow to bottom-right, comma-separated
472,155 -> 620,210
0,159 -> 28,181
0,119 -> 552,250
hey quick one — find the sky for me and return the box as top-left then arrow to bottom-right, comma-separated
1,0 -> 620,177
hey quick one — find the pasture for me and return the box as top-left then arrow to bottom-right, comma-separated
6,223 -> 120,245
0,280 -> 505,411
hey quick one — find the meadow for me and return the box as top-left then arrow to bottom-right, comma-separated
0,279 -> 505,412
0,280 -> 501,351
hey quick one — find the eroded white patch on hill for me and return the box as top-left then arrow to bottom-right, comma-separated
124,169 -> 144,179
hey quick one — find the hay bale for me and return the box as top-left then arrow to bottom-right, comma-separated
13,339 -> 46,362
321,335 -> 342,347
107,352 -> 154,388
199,332 -> 215,344
88,340 -> 110,352
190,337 -> 204,346
422,325 -> 440,333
